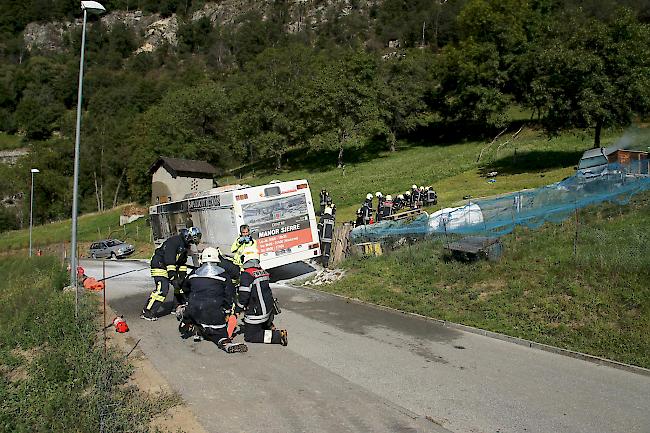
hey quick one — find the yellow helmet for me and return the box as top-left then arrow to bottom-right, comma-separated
240,244 -> 260,267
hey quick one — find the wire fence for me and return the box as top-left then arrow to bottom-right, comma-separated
351,162 -> 650,242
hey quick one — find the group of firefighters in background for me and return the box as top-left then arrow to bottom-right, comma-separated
141,225 -> 287,354
355,184 -> 438,226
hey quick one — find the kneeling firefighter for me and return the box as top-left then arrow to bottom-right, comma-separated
236,246 -> 288,346
141,227 -> 201,321
179,247 -> 248,353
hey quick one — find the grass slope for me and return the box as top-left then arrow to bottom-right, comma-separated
0,205 -> 153,258
222,129 -> 614,221
317,192 -> 650,368
0,256 -> 178,431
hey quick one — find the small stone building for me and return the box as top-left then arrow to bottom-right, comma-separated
149,157 -> 217,204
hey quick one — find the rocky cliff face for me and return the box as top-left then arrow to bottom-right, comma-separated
23,0 -> 379,55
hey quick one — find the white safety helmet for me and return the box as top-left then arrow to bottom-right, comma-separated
375,191 -> 383,198
419,186 -> 424,190
386,195 -> 392,201
241,245 -> 260,267
366,193 -> 373,200
412,184 -> 417,189
398,194 -> 404,200
324,206 -> 333,215
404,191 -> 411,196
200,247 -> 220,264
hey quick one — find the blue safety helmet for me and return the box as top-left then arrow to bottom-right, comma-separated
180,227 -> 202,245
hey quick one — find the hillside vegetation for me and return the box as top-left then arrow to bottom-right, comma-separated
1,0 -> 650,231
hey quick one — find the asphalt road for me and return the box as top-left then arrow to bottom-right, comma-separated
82,259 -> 650,433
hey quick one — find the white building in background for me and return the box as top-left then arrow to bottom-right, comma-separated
149,156 -> 217,205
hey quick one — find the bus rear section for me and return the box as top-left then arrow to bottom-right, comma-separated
236,180 -> 321,269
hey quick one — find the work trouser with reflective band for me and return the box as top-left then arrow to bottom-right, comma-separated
169,264 -> 188,304
144,270 -> 169,316
243,317 -> 283,344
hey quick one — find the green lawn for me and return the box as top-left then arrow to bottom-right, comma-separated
316,192 -> 650,368
222,128 -> 614,222
0,205 -> 154,258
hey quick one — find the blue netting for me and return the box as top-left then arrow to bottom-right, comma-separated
351,162 -> 650,242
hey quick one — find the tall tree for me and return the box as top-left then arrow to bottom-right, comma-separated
304,50 -> 384,167
377,50 -> 437,151
518,9 -> 650,147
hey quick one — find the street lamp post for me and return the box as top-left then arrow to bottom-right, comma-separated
29,168 -> 40,257
71,1 -> 106,317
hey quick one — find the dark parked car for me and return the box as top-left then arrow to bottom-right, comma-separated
89,239 -> 135,259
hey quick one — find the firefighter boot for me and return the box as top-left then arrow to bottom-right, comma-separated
217,338 -> 248,353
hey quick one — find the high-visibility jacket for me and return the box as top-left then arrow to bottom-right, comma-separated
230,237 -> 257,267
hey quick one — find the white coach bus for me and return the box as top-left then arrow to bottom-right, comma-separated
149,179 -> 321,269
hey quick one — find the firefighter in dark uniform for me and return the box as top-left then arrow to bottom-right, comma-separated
425,186 -> 438,205
354,208 -> 364,227
178,247 -> 248,353
410,185 -> 418,208
236,246 -> 288,346
375,192 -> 384,222
381,194 -> 394,219
319,189 -> 329,215
141,227 -> 201,321
319,205 -> 335,267
362,193 -> 373,225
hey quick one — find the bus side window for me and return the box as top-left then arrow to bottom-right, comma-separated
264,186 -> 281,197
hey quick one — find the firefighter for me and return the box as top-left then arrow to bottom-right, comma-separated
394,194 -> 405,211
326,196 -> 336,217
354,208 -> 364,227
410,185 -> 418,207
178,247 -> 248,353
382,194 -> 394,219
141,227 -> 201,321
236,246 -> 288,346
362,193 -> 373,225
375,192 -> 384,221
319,188 -> 329,215
231,224 -> 256,268
425,186 -> 438,205
319,206 -> 335,267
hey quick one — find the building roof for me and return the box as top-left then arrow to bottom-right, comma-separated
149,156 -> 218,177
581,145 -> 650,160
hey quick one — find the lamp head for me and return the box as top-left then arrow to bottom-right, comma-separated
81,1 -> 106,14
30,168 -> 40,173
